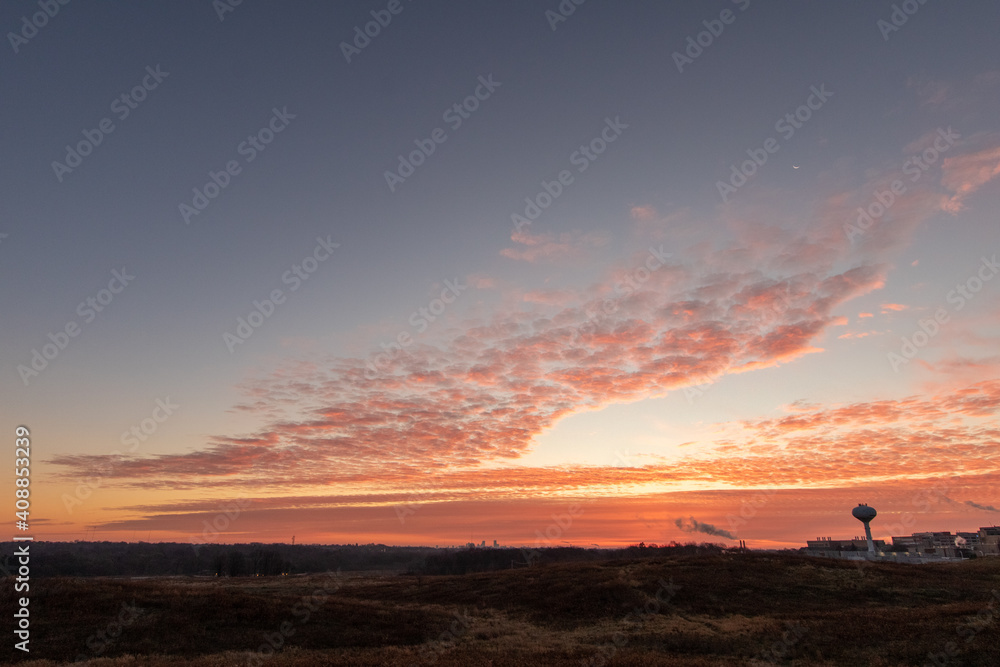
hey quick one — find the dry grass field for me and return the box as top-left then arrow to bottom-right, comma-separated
3,552 -> 999,666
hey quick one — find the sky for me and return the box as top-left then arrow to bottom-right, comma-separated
2,0 -> 999,550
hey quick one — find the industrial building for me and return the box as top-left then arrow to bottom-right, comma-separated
801,504 -> 999,562
974,526 -> 1000,557
806,537 -> 887,552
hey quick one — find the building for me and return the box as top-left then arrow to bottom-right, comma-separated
976,526 -> 1000,557
801,505 -> 996,562
912,531 -> 956,548
805,536 -> 887,555
956,532 -> 980,548
887,530 -> 992,558
890,532 -> 954,555
816,526 -> 1000,560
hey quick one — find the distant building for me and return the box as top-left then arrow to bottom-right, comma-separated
886,530 -> 991,558
806,537 -> 886,553
956,532 -> 980,548
806,525 -> 998,562
912,531 -> 956,548
801,509 -> 999,562
976,526 -> 1000,557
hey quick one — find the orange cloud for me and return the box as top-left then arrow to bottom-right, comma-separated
52,231 -> 890,492
837,330 -> 884,339
881,303 -> 908,312
500,228 -> 611,263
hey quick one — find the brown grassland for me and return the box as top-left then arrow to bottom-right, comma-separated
3,552 -> 999,666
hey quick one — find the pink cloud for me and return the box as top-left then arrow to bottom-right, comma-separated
53,229 -> 890,491
630,205 -> 657,221
837,330 -> 884,339
941,143 -> 1000,213
500,228 -> 611,263
71,379 -> 1000,545
522,289 -> 577,305
468,274 -> 497,289
55,124 -> 1000,503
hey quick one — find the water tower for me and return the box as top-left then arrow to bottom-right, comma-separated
852,504 -> 877,553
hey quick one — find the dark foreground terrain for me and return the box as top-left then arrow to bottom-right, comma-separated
3,553 -> 999,666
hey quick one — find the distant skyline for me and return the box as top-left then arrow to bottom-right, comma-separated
2,0 -> 999,549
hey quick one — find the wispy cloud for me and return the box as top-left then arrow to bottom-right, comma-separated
629,205 -> 657,221
941,142 -> 1000,213
47,129 -> 1000,509
59,233 -> 884,486
500,228 -> 611,263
